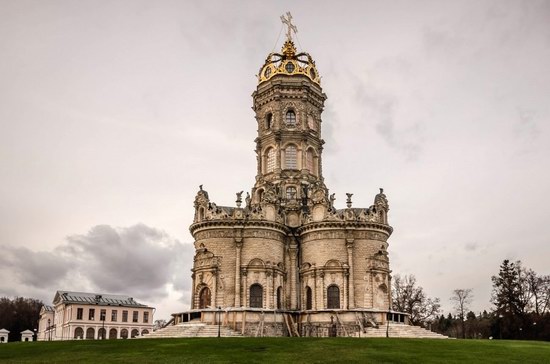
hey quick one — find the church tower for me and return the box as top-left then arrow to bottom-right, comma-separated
183,13 -> 402,336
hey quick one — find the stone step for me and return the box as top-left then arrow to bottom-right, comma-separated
141,323 -> 242,339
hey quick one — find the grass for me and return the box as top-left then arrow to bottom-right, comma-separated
0,337 -> 549,363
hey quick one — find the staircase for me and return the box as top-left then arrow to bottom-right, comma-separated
141,322 -> 242,339
360,324 -> 448,339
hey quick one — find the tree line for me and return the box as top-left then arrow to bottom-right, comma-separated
0,297 -> 43,342
392,259 -> 550,340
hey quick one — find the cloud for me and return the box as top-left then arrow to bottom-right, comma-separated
0,224 -> 194,303
355,87 -> 423,160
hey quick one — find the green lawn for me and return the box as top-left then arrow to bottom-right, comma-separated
0,338 -> 549,363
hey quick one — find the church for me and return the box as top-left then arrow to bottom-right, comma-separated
170,14 -> 412,337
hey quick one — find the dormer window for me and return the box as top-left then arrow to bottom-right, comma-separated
285,110 -> 296,127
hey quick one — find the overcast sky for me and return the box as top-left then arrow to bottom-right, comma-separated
1,0 -> 549,320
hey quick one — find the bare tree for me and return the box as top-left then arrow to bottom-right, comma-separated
450,288 -> 473,339
392,274 -> 441,325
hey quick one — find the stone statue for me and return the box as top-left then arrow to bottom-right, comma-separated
236,191 -> 243,208
245,192 -> 251,209
346,193 -> 353,208
329,193 -> 336,210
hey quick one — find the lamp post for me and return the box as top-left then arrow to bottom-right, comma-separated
498,314 -> 503,340
386,306 -> 391,338
47,319 -> 51,341
533,322 -> 537,340
217,307 -> 221,338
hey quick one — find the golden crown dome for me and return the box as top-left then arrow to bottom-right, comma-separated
258,13 -> 321,85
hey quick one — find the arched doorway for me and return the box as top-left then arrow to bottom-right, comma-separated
199,286 -> 211,309
109,328 -> 117,339
250,284 -> 263,308
85,327 -> 95,340
131,329 -> 139,338
327,285 -> 340,309
306,286 -> 313,310
98,328 -> 106,340
74,327 -> 84,339
120,329 -> 128,339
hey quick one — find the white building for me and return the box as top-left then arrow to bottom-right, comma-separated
0,328 -> 9,343
38,291 -> 154,340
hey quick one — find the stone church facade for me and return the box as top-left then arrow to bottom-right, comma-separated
174,15 -> 408,336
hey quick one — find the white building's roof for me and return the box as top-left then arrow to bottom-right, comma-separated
20,330 -> 34,334
0,328 -> 9,334
53,290 -> 152,308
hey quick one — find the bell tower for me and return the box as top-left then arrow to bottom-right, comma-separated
251,13 -> 328,226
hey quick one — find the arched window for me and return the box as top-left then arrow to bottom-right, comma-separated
285,110 -> 296,126
120,329 -> 128,339
141,329 -> 149,336
306,150 -> 314,173
266,113 -> 272,130
98,328 -> 106,340
131,329 -> 139,338
109,328 -> 117,339
306,286 -> 313,310
199,287 -> 211,309
277,286 -> 283,309
285,145 -> 297,169
86,327 -> 95,340
74,327 -> 84,339
286,186 -> 297,200
266,148 -> 276,173
327,285 -> 340,309
250,284 -> 263,308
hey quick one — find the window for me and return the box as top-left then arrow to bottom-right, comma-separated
285,145 -> 297,169
88,308 -> 95,321
285,110 -> 296,126
132,311 -> 139,323
286,186 -> 297,200
277,287 -> 283,309
122,310 -> 128,323
327,285 -> 340,309
308,115 -> 316,130
266,148 -> 275,173
111,310 -> 117,322
306,150 -> 314,173
100,309 -> 106,321
306,286 -> 313,310
266,113 -> 272,130
76,308 -> 83,320
144,312 -> 149,323
250,284 -> 263,308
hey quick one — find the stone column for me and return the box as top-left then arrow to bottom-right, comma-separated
289,244 -> 298,309
320,271 -> 326,309
266,270 -> 272,309
346,241 -> 355,308
191,273 -> 196,309
343,271 -> 349,309
242,269 -> 248,307
212,270 -> 218,308
234,241 -> 242,307
312,268 -> 317,310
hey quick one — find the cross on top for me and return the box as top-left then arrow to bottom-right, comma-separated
280,12 -> 298,41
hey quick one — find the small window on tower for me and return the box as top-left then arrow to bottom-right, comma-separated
286,186 -> 297,200
285,145 -> 297,169
285,62 -> 295,73
285,110 -> 296,127
266,148 -> 276,173
266,113 -> 272,130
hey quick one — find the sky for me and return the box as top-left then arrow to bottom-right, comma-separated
1,0 -> 549,321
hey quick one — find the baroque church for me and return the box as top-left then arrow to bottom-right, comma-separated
170,14 -> 411,337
